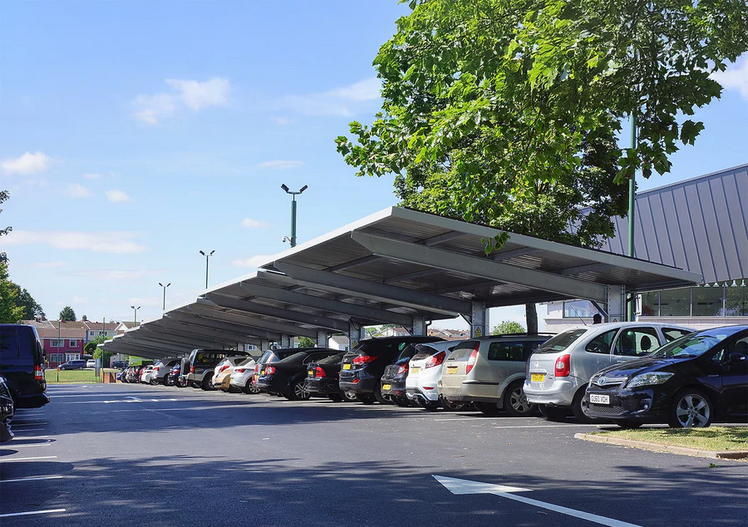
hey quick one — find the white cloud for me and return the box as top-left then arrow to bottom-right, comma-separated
34,261 -> 67,269
68,183 -> 93,198
73,296 -> 89,304
3,230 -> 147,254
1,151 -> 51,175
231,255 -> 274,268
254,160 -> 304,170
712,55 -> 748,100
132,93 -> 177,125
83,173 -> 101,180
280,77 -> 381,117
165,77 -> 230,110
325,77 -> 381,101
105,189 -> 132,202
241,218 -> 266,228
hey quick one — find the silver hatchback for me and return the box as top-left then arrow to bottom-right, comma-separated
524,322 -> 693,421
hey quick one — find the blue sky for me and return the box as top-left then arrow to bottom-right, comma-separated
2,1 -> 747,330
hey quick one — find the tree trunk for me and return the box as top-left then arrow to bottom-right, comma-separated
525,302 -> 538,333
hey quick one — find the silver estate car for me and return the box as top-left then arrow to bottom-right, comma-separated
437,334 -> 553,416
524,322 -> 693,422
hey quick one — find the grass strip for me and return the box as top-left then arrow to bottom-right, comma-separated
590,427 -> 748,452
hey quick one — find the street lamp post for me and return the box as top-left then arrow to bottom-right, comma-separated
159,282 -> 171,311
281,184 -> 308,248
199,250 -> 215,289
130,305 -> 141,327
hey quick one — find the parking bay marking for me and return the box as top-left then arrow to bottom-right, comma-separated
0,509 -> 66,518
433,475 -> 642,527
0,456 -> 57,462
0,475 -> 64,484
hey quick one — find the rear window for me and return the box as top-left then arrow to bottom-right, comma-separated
412,344 -> 443,361
663,327 -> 692,342
396,344 -> 419,362
487,342 -> 525,361
448,341 -> 479,361
533,329 -> 587,354
316,353 -> 343,365
0,328 -> 20,359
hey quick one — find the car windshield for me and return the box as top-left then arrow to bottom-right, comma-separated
532,329 -> 587,354
281,352 -> 306,363
317,353 -> 343,365
650,327 -> 741,359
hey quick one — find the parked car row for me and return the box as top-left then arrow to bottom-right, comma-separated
122,324 -> 748,429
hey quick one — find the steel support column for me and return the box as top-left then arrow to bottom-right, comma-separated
316,330 -> 328,348
349,322 -> 366,351
471,301 -> 488,338
281,335 -> 291,348
605,285 -> 626,323
411,315 -> 426,336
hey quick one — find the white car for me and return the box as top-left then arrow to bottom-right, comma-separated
150,358 -> 180,385
230,358 -> 259,394
86,359 -> 96,368
405,340 -> 463,410
140,365 -> 156,384
212,356 -> 255,390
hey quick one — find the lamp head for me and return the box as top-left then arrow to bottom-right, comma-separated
199,250 -> 205,256
167,282 -> 171,287
281,184 -> 290,193
299,184 -> 308,193
159,282 -> 163,287
210,250 -> 215,256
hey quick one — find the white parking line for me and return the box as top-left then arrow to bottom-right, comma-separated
0,509 -> 66,518
0,456 -> 57,462
12,422 -> 48,427
12,442 -> 52,448
0,475 -> 64,483
13,428 -> 45,432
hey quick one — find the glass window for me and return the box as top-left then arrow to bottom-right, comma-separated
448,341 -> 479,361
0,328 -> 20,358
563,300 -> 598,318
651,327 -> 745,359
487,342 -> 525,361
725,284 -> 748,316
614,328 -> 660,356
641,292 -> 659,316
533,329 -> 587,354
692,286 -> 724,316
69,340 -> 77,347
659,288 -> 690,316
585,330 -> 617,355
50,339 -> 62,347
663,328 -> 691,342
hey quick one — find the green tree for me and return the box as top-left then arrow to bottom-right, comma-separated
298,336 -> 317,348
337,0 -> 748,330
10,285 -> 45,320
491,321 -> 526,335
0,261 -> 25,323
59,306 -> 76,322
0,190 -> 10,263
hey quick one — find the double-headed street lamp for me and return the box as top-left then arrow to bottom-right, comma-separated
130,305 -> 141,326
158,282 -> 171,311
281,184 -> 308,248
199,250 -> 215,289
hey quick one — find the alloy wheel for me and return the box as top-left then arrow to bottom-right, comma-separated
675,393 -> 711,427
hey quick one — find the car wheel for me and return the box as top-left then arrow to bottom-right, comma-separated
201,375 -> 214,390
162,376 -> 170,386
616,420 -> 643,429
358,394 -> 375,405
373,384 -> 390,405
287,379 -> 311,401
668,389 -> 713,428
243,379 -> 260,394
473,401 -> 501,416
327,393 -> 343,402
503,381 -> 537,417
571,389 -> 597,424
424,401 -> 439,412
440,398 -> 466,412
538,404 -> 569,422
395,397 -> 410,407
342,391 -> 358,402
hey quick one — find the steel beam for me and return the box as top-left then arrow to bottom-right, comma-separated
138,326 -> 224,348
559,262 -> 614,276
352,231 -> 609,303
274,261 -> 470,315
237,281 -> 414,326
153,319 -> 249,345
421,231 -> 464,246
168,311 -> 282,341
383,269 -> 442,285
326,255 -> 380,272
185,303 -> 318,339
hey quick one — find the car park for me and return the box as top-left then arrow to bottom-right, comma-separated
60,359 -> 87,370
0,324 -> 49,408
437,334 -> 552,416
583,325 -> 748,428
405,341 -> 463,410
257,348 -> 342,400
0,374 -> 14,443
339,336 -> 443,404
524,322 -> 694,422
185,349 -> 252,390
305,353 -> 357,402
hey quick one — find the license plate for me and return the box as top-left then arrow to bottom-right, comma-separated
446,366 -> 458,374
343,364 -> 352,370
308,370 -> 314,376
382,384 -> 391,390
590,394 -> 610,405
410,367 -> 420,375
531,373 -> 545,382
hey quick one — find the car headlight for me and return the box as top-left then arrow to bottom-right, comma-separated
626,372 -> 674,389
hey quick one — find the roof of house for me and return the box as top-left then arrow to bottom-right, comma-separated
36,327 -> 87,340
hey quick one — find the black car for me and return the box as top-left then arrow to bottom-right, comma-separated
60,359 -> 87,370
339,336 -> 443,404
305,353 -> 357,402
583,326 -> 748,428
0,324 -> 49,408
257,348 -> 342,400
0,374 -> 14,443
380,343 -> 423,406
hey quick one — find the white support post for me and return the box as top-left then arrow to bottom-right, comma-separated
412,315 -> 426,336
316,330 -> 328,348
471,300 -> 488,338
605,285 -> 627,323
281,335 -> 291,348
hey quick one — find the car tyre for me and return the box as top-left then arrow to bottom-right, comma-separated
423,401 -> 440,411
395,397 -> 410,407
201,375 -> 214,391
327,393 -> 343,402
374,385 -> 390,405
358,394 -> 375,404
286,379 -> 311,401
571,389 -> 597,424
668,389 -> 713,428
244,379 -> 261,394
342,390 -> 358,402
474,401 -> 501,416
503,381 -> 537,417
616,420 -> 643,429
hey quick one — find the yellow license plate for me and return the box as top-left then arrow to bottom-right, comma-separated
531,373 -> 545,382
343,364 -> 352,370
308,370 -> 314,376
446,366 -> 458,374
382,384 -> 391,390
410,367 -> 420,375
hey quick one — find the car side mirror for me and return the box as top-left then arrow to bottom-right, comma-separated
729,352 -> 746,365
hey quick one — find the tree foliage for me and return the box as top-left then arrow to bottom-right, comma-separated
336,0 -> 748,250
298,336 -> 317,348
0,261 -> 25,323
1,190 -> 10,263
59,306 -> 77,322
492,320 -> 527,335
11,285 -> 45,320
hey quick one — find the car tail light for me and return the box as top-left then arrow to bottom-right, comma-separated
555,354 -> 571,377
219,364 -> 230,373
425,351 -> 446,369
34,365 -> 43,380
353,355 -> 378,365
190,366 -> 195,374
254,364 -> 259,373
265,366 -> 276,375
234,368 -> 247,373
315,367 -> 325,378
397,363 -> 409,375
465,345 -> 479,375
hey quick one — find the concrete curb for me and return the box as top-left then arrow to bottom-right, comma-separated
574,433 -> 748,460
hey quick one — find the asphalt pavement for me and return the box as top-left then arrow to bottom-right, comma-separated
1,383 -> 746,526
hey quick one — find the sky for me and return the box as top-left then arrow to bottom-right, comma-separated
2,1 -> 748,331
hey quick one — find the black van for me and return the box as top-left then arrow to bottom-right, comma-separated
0,324 -> 49,408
